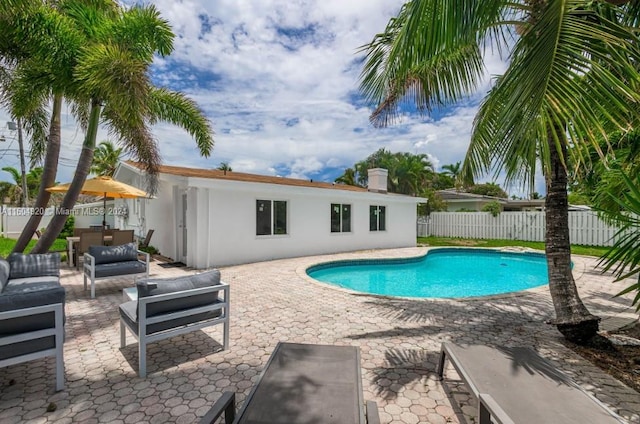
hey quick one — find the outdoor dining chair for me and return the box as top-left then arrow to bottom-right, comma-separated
111,230 -> 135,246
75,231 -> 104,270
138,229 -> 154,249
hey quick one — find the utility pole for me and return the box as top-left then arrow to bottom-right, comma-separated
8,120 -> 28,207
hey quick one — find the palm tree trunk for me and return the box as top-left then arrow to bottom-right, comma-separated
12,94 -> 63,253
545,135 -> 600,344
32,99 -> 101,253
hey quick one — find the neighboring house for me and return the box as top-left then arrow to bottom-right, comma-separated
113,162 -> 426,268
436,189 -> 545,212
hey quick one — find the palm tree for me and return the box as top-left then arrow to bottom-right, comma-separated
3,1 -> 214,253
359,1 -> 640,343
441,162 -> 461,179
394,152 -> 434,196
217,162 -> 232,172
334,167 -> 358,186
1,166 -> 24,206
91,140 -> 123,177
1,0 -> 79,252
1,166 -> 43,206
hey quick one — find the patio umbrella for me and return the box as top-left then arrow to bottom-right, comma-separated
47,176 -> 148,227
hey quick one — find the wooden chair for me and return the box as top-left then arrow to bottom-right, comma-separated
111,230 -> 134,246
75,231 -> 104,270
138,229 -> 154,249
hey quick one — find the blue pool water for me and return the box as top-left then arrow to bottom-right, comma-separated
307,248 -> 549,298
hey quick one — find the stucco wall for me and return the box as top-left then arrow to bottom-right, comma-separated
185,178 -> 419,267
115,163 -> 422,268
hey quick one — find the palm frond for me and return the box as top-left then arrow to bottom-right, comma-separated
147,87 -> 214,157
358,0 -> 513,127
465,0 -> 640,186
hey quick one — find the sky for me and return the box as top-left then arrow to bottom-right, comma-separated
0,0 -> 533,195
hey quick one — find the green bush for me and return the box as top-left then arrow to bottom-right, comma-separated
59,215 -> 75,239
139,245 -> 159,255
481,201 -> 502,217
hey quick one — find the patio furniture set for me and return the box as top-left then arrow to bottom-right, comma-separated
0,248 -> 630,423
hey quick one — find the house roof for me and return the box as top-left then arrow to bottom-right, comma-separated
124,161 -> 370,193
437,189 -> 507,203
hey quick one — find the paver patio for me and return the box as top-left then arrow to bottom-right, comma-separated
1,247 -> 639,424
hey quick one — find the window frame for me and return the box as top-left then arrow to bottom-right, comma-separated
369,205 -> 387,232
330,203 -> 352,233
256,199 -> 288,236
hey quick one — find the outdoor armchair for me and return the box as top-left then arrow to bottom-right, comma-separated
119,269 -> 229,377
83,242 -> 149,298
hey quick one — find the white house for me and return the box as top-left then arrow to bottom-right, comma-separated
113,161 -> 426,268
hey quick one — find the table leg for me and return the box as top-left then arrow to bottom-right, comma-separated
67,239 -> 73,267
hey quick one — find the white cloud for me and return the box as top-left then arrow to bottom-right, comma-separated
1,1 -> 532,195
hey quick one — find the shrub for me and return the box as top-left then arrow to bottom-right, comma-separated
482,201 -> 502,217
139,245 -> 159,255
59,215 -> 75,239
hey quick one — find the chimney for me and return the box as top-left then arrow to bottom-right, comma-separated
367,168 -> 388,193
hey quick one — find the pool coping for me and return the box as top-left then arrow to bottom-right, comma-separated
297,246 -> 591,302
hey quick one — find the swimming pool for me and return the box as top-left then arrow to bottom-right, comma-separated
306,248 -> 549,298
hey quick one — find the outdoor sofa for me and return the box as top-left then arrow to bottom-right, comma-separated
119,269 -> 229,377
83,242 -> 149,298
0,252 -> 65,391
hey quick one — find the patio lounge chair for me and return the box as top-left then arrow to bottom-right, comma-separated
200,342 -> 380,424
436,342 -> 627,424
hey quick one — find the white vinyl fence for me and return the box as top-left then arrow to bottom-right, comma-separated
1,201 -> 115,238
418,211 -> 621,247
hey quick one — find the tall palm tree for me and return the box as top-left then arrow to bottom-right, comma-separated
1,166 -> 25,206
359,1 -> 640,343
217,162 -> 232,172
1,166 -> 43,206
8,1 -> 214,253
441,162 -> 461,179
1,0 -> 81,252
91,140 -> 123,177
395,152 -> 434,196
334,167 -> 358,186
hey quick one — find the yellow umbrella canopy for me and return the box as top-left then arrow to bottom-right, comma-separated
47,176 -> 147,198
47,176 -> 148,226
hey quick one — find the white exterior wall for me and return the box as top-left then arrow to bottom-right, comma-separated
114,163 -> 422,268
186,178 -> 419,267
113,166 -> 183,259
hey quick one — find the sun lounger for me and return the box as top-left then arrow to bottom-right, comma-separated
436,342 -> 627,424
200,342 -> 380,423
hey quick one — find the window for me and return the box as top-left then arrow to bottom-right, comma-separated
331,204 -> 351,233
256,200 -> 287,235
369,205 -> 386,231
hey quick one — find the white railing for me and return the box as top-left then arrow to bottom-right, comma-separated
422,211 -> 621,246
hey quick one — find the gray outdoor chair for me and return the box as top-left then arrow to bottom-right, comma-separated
119,270 -> 229,377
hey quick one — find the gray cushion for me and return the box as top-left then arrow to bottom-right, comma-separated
0,283 -> 65,312
137,269 -> 222,318
0,337 -> 56,361
93,261 -> 147,278
0,283 -> 65,350
7,252 -> 60,279
119,300 -> 222,335
88,243 -> 138,265
0,258 -> 9,293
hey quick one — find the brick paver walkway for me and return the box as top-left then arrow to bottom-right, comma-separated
1,247 -> 639,423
